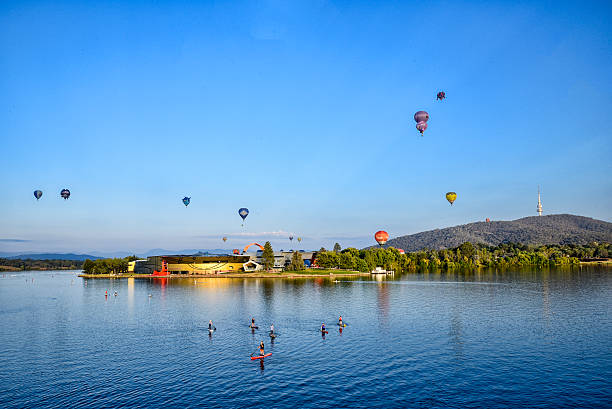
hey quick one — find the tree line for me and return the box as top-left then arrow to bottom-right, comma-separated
0,258 -> 84,272
312,242 -> 611,273
82,256 -> 139,275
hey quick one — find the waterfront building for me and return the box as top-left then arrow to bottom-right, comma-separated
133,251 -> 316,275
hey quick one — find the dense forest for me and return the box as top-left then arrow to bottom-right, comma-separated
382,214 -> 612,251
315,242 -> 611,273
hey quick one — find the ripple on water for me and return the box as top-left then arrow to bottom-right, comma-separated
0,269 -> 611,408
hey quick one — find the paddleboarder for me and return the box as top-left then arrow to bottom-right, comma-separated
270,324 -> 275,335
259,341 -> 265,356
251,317 -> 256,328
321,322 -> 326,332
338,315 -> 343,326
208,320 -> 214,331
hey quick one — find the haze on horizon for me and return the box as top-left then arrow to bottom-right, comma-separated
1,0 -> 611,255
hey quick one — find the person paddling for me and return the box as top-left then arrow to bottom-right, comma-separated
270,324 -> 275,335
208,320 -> 213,331
338,315 -> 343,326
251,317 -> 256,328
259,341 -> 265,356
321,322 -> 326,332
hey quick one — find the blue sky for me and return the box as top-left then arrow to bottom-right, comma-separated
1,0 -> 611,255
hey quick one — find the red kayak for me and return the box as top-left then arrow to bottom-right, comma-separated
251,353 -> 272,360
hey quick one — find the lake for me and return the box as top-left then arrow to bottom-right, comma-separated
0,268 -> 610,408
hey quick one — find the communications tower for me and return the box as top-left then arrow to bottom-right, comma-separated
537,186 -> 543,216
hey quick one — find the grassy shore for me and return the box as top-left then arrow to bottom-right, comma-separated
78,269 -> 368,279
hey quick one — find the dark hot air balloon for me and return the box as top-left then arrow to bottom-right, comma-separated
446,192 -> 457,206
289,235 -> 294,242
182,197 -> 191,207
374,230 -> 389,246
437,91 -> 446,101
60,189 -> 70,200
238,208 -> 249,226
34,190 -> 42,200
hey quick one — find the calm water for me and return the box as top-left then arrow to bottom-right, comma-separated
0,268 -> 611,408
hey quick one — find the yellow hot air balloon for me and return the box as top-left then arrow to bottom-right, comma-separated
446,192 -> 457,206
223,237 -> 228,242
297,237 -> 302,243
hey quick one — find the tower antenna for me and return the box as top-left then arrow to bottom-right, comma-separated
537,186 -> 543,216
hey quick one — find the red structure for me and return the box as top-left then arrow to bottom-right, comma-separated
152,259 -> 169,276
243,243 -> 264,253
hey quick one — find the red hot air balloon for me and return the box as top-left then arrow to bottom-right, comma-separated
437,91 -> 446,101
374,231 -> 389,246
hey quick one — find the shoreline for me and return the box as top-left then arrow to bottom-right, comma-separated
78,271 -> 369,279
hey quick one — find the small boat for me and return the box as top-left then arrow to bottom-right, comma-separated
251,353 -> 272,360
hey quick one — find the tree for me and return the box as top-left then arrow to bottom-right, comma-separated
288,251 -> 304,271
83,259 -> 95,274
459,242 -> 475,261
333,243 -> 342,253
262,241 -> 275,270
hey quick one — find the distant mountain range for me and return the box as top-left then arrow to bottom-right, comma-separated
0,249 -> 234,260
379,214 -> 612,252
3,253 -> 103,261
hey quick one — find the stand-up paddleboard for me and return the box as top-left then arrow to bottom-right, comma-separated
249,325 -> 258,329
337,323 -> 347,327
269,332 -> 276,338
250,353 -> 272,360
320,330 -> 329,334
208,328 -> 216,334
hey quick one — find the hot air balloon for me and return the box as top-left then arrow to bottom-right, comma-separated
238,208 -> 249,226
34,190 -> 42,200
374,230 -> 389,246
233,249 -> 240,255
446,192 -> 457,206
182,197 -> 191,207
297,237 -> 302,243
416,121 -> 428,135
60,189 -> 70,200
223,237 -> 228,242
414,111 -> 429,135
289,235 -> 294,242
437,91 -> 446,101
414,111 -> 429,123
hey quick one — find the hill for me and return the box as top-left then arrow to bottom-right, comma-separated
6,253 -> 102,261
382,214 -> 612,252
